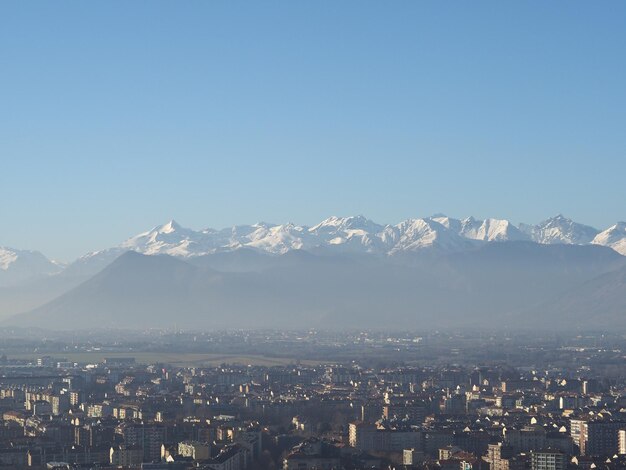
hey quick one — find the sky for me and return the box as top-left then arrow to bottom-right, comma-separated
1,2 -> 625,261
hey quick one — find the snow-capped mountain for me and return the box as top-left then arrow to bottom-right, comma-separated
386,218 -> 477,254
592,222 -> 626,256
84,216 -> 484,261
309,216 -> 386,253
458,217 -> 529,242
72,215 -> 626,268
121,220 -> 224,256
21,214 -> 622,284
245,222 -> 316,254
0,247 -> 63,286
310,215 -> 384,236
4,213 -> 626,328
2,213 -> 626,323
523,214 -> 600,245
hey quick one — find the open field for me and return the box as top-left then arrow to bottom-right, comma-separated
6,351 -> 320,367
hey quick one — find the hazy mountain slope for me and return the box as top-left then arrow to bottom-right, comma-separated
0,273 -> 87,317
63,247 -> 128,279
5,252 -> 467,330
11,253 -> 213,328
0,247 -> 63,287
524,264 -> 626,329
9,244 -> 626,331
186,248 -> 278,272
442,242 -> 626,322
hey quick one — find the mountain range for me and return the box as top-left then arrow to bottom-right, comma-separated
1,214 -> 625,330
2,215 -> 625,284
91,214 -> 626,259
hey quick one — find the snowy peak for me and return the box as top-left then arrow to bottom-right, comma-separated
530,214 -> 600,245
592,222 -> 626,255
308,215 -> 385,253
310,215 -> 383,234
120,220 -> 208,257
64,214 -> 626,271
429,216 -> 528,243
388,218 -> 476,254
245,222 -> 312,254
460,218 -> 529,242
109,215 -> 626,258
157,219 -> 182,234
594,221 -> 626,242
431,216 -> 462,233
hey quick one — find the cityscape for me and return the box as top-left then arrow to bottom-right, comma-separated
0,330 -> 624,469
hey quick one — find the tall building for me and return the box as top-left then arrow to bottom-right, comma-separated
531,450 -> 566,470
486,443 -> 514,470
118,423 -> 167,462
581,420 -> 624,456
110,445 -> 143,467
504,425 -> 547,453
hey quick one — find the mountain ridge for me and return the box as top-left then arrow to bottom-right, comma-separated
2,214 -> 625,290
8,242 -> 626,330
70,215 -> 626,276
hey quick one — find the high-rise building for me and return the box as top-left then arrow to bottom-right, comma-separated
531,450 -> 566,470
581,420 -> 624,456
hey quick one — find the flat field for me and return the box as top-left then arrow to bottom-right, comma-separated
8,351 -> 318,367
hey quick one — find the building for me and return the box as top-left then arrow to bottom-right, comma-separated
110,445 -> 143,466
505,425 -> 547,453
404,448 -> 426,466
348,422 -> 421,452
581,419 -> 624,456
201,444 -> 249,470
118,423 -> 167,462
531,450 -> 566,470
178,440 -> 211,460
283,439 -> 340,470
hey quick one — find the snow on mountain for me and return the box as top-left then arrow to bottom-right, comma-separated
460,217 -> 529,242
309,215 -> 386,253
526,214 -> 600,245
592,222 -> 626,255
98,216 -> 482,259
0,247 -> 63,286
431,216 -> 528,242
120,219 -> 219,257
244,223 -> 315,254
0,248 -> 18,271
430,216 -> 463,234
387,218 -> 477,254
66,214 -> 626,275
104,216 -> 624,258
310,215 -> 384,235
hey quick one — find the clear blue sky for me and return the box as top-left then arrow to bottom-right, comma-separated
2,2 -> 625,260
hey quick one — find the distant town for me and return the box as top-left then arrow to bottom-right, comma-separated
0,329 -> 624,469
